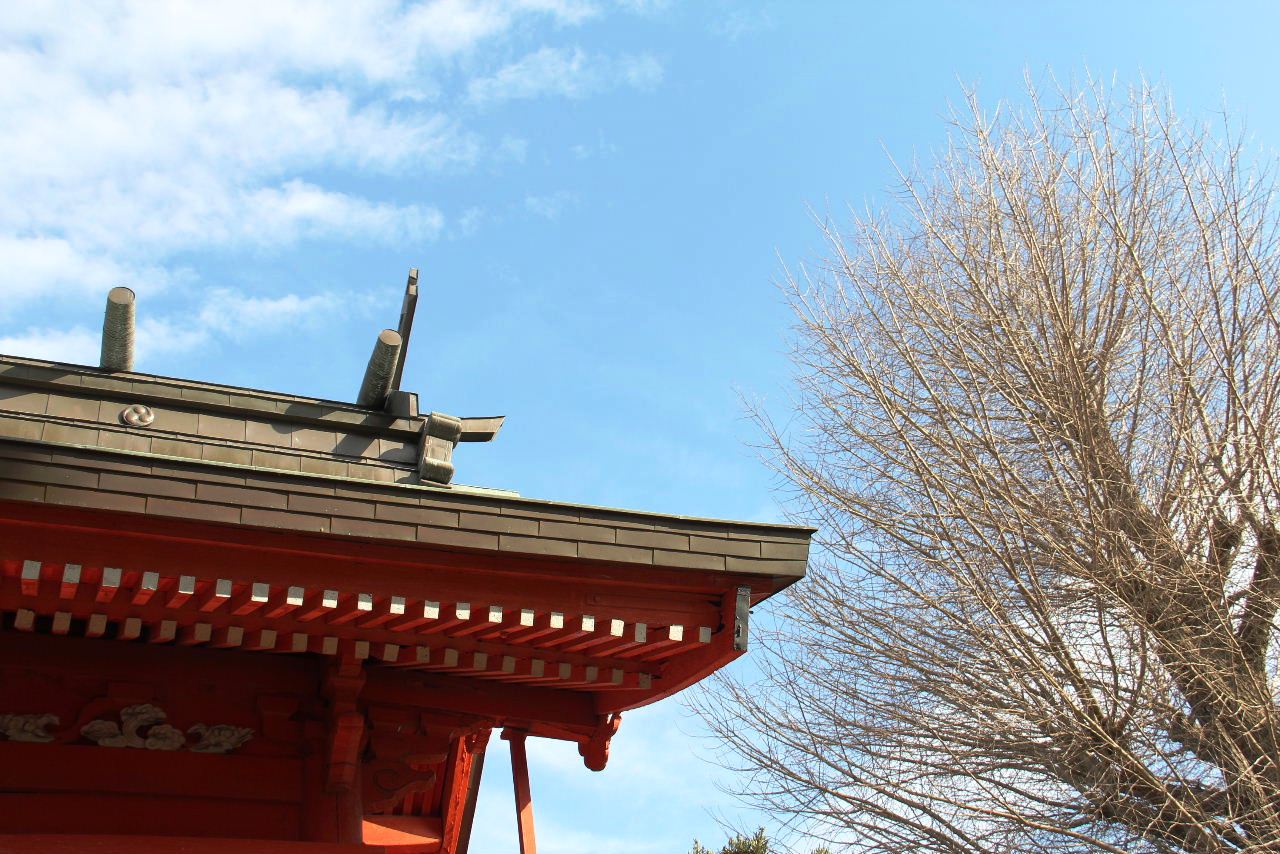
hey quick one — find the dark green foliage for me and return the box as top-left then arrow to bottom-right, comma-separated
688,827 -> 832,854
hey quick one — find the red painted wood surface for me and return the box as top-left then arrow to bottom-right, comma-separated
0,836 -> 381,853
360,816 -> 443,853
503,731 -> 537,854
0,498 -> 756,714
437,731 -> 488,854
0,495 -> 759,851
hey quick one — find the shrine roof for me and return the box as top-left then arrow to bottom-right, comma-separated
0,352 -> 812,580
0,282 -> 811,848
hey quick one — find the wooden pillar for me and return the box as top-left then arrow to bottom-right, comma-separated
502,729 -> 537,854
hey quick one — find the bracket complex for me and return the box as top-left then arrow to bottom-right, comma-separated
578,713 -> 622,772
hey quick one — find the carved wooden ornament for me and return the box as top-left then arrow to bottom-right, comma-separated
49,704 -> 258,754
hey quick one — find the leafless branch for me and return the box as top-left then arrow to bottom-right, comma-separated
694,78 -> 1280,853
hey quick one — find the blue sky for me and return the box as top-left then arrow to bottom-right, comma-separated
4,2 -> 1280,851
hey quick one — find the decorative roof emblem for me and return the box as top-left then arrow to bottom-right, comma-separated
119,403 -> 155,427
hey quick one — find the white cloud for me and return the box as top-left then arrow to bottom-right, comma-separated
0,326 -> 101,365
496,135 -> 531,163
711,9 -> 775,41
613,0 -> 673,12
571,133 -> 621,160
0,1 -> 596,84
134,289 -> 339,365
0,1 -> 611,313
469,46 -> 594,103
617,53 -> 664,89
468,46 -> 663,105
453,206 -> 487,238
0,288 -> 339,368
524,190 -> 578,220
0,0 -> 674,377
0,64 -> 468,261
240,182 -> 445,247
0,236 -> 174,309
195,289 -> 340,338
134,315 -> 218,363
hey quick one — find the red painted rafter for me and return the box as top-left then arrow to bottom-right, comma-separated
0,535 -> 746,705
0,530 -> 732,649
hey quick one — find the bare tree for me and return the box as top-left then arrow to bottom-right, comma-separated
696,80 -> 1280,852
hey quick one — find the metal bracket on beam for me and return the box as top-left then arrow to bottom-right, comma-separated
733,586 -> 751,652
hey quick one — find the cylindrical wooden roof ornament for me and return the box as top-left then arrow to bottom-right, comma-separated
356,328 -> 402,408
100,286 -> 136,372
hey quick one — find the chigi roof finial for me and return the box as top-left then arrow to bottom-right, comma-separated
353,266 -> 503,484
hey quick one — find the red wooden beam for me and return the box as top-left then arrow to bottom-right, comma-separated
362,669 -> 597,734
0,576 -> 661,689
0,499 -> 761,599
594,587 -> 747,715
501,730 -> 537,854
438,731 -> 489,854
0,507 -> 731,640
0,836 -> 377,854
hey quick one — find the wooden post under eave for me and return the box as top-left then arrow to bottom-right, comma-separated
503,729 -> 537,854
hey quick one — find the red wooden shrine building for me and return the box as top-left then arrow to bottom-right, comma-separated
0,276 -> 811,853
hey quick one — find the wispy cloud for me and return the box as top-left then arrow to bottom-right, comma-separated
711,9 -> 775,41
468,46 -> 663,105
240,182 -> 445,246
0,326 -> 101,365
0,1 -> 604,312
524,190 -> 579,220
194,289 -> 340,338
571,140 -> 619,159
0,1 -> 597,83
617,53 -> 664,88
612,0 -> 674,13
0,236 -> 178,312
0,287 -> 339,369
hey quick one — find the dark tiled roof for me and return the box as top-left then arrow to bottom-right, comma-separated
0,355 -> 811,578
